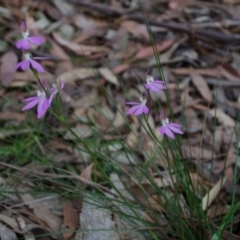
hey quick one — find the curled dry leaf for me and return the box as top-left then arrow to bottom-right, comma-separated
0,51 -> 17,86
53,32 -> 109,56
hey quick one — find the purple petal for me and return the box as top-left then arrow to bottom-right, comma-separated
60,80 -> 65,90
125,102 -> 140,105
49,93 -> 55,106
22,96 -> 38,102
143,106 -> 149,114
37,98 -> 49,118
15,61 -> 23,70
16,39 -> 30,49
168,123 -> 182,128
134,106 -> 145,115
41,79 -> 47,89
22,97 -> 40,110
28,36 -> 45,45
50,86 -> 57,93
30,59 -> 44,73
20,60 -> 30,71
165,127 -> 175,139
168,126 -> 183,134
126,105 -> 141,115
145,83 -> 165,92
145,84 -> 160,92
159,126 -> 166,135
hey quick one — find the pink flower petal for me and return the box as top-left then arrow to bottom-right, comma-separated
37,98 -> 49,118
134,106 -> 145,115
22,97 -> 40,110
21,60 -> 30,71
22,96 -> 39,102
168,123 -> 182,128
49,93 -> 55,106
165,127 -> 175,139
159,126 -> 166,135
168,126 -> 183,134
145,84 -> 160,92
143,106 -> 149,114
126,105 -> 140,115
15,61 -> 23,70
60,80 -> 65,89
28,36 -> 45,45
30,59 -> 44,73
16,39 -> 29,49
125,102 -> 140,105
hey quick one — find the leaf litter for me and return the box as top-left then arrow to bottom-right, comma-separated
1,0 -> 240,239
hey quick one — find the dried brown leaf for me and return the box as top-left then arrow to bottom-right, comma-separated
190,70 -> 213,102
80,163 -> 94,180
53,32 -> 109,56
49,39 -> 73,72
135,37 -> 177,59
0,112 -> 26,121
58,68 -> 96,83
98,68 -> 119,86
64,125 -> 92,140
63,201 -> 79,239
208,108 -> 235,127
202,177 -> 227,211
20,192 -> 62,231
0,51 -> 17,86
121,20 -> 149,41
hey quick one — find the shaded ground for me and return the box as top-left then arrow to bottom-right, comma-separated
1,0 -> 240,239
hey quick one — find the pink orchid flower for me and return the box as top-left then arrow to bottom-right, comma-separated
16,21 -> 45,50
49,79 -> 65,105
15,52 -> 45,73
145,75 -> 166,92
159,112 -> 183,139
22,90 -> 50,119
126,97 -> 149,116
